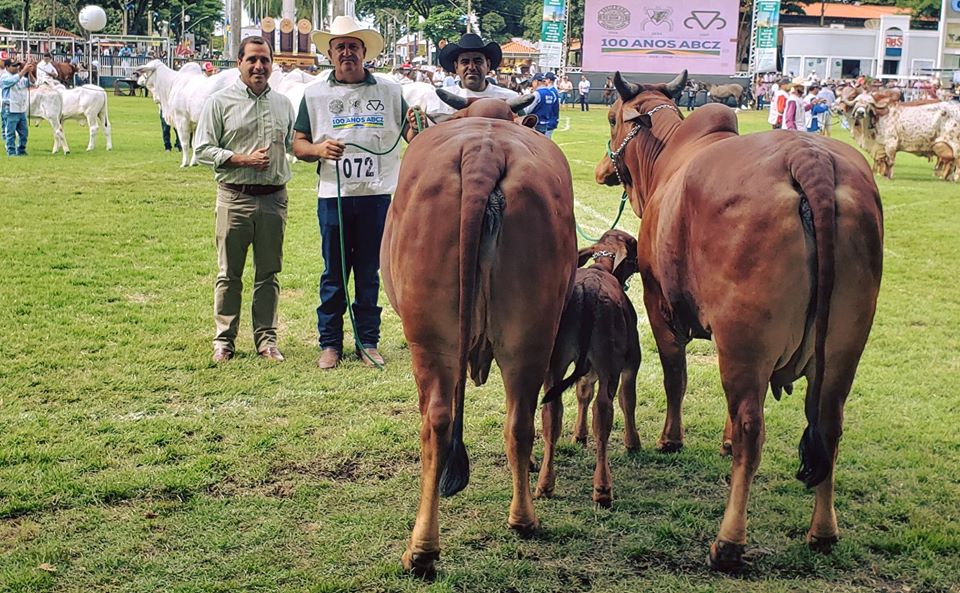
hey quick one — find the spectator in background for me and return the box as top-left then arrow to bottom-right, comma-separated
578,74 -> 591,111
602,76 -> 615,106
557,74 -> 573,108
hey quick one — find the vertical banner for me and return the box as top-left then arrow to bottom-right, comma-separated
583,0 -> 739,74
753,0 -> 780,73
540,0 -> 566,69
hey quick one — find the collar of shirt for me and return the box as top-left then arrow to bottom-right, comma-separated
328,69 -> 377,87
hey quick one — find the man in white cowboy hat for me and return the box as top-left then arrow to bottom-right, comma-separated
293,15 -> 424,370
428,33 -> 518,119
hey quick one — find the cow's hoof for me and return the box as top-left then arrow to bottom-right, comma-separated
529,457 -> 540,473
573,435 -> 588,446
534,483 -> 554,499
708,540 -> 746,573
508,517 -> 539,538
806,532 -> 839,554
656,439 -> 684,453
401,548 -> 439,579
720,441 -> 733,457
624,433 -> 641,451
593,487 -> 613,508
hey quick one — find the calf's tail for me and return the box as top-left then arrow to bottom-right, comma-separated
541,283 -> 595,405
789,148 -> 837,489
440,144 -> 507,497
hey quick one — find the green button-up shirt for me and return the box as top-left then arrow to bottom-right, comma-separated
195,78 -> 296,186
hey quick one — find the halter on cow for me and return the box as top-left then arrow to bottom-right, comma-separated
597,70 -> 884,571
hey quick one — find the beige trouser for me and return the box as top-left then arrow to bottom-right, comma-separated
213,185 -> 287,352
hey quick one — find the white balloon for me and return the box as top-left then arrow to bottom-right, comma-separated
79,5 -> 107,32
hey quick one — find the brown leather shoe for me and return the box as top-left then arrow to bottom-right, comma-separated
212,347 -> 234,363
317,348 -> 341,370
258,346 -> 285,362
357,347 -> 385,368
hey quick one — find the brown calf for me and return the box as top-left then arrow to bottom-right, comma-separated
536,230 -> 642,508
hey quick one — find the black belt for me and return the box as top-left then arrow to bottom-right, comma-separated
219,182 -> 285,196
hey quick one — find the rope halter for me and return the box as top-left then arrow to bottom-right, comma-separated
591,249 -> 616,261
606,102 -> 680,187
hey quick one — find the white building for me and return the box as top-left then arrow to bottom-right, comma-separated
782,15 -> 940,80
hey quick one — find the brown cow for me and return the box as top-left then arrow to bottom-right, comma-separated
52,61 -> 79,87
596,71 -> 883,571
383,94 -> 577,577
537,229 -> 641,508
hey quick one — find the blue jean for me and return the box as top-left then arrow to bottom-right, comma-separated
316,195 -> 390,351
3,109 -> 27,155
160,112 -> 180,150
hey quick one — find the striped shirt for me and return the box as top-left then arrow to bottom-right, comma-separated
195,78 -> 295,186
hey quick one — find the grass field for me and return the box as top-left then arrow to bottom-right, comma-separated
1,95 -> 959,593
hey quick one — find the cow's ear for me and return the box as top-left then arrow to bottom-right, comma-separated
577,247 -> 594,268
520,114 -> 538,128
622,107 -> 652,128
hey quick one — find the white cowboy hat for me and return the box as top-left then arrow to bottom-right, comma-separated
312,15 -> 384,59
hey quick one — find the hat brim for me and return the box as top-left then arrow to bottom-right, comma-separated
438,41 -> 502,74
312,29 -> 384,60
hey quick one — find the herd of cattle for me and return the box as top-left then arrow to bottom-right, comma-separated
381,71 -> 884,576
834,84 -> 960,182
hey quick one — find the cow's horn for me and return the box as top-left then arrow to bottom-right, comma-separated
506,93 -> 536,114
436,88 -> 469,110
614,72 -> 641,102
664,70 -> 688,99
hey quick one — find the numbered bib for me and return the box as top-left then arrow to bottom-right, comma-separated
337,153 -> 379,182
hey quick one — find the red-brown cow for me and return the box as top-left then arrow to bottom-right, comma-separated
383,95 -> 577,577
596,71 -> 884,571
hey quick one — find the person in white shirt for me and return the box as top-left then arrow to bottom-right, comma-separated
578,75 -> 591,111
430,33 -> 518,119
35,53 -> 59,85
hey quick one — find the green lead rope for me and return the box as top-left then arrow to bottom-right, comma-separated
331,110 -> 425,370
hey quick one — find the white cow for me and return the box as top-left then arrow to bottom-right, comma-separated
40,80 -> 112,151
27,87 -> 69,154
136,59 -> 239,167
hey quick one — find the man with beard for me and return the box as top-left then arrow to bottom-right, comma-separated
293,16 -> 423,370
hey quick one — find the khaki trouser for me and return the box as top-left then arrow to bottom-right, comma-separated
213,185 -> 287,352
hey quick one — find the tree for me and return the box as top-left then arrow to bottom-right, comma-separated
480,12 -> 507,42
419,6 -> 464,51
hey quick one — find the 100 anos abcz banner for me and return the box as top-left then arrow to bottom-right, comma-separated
583,0 -> 740,75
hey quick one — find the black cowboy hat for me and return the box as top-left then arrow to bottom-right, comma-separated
438,33 -> 501,73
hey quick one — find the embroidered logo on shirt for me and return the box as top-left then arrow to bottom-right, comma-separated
366,99 -> 384,111
328,99 -> 344,114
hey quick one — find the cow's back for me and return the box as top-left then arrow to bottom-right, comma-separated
384,117 -> 576,359
644,130 -> 881,340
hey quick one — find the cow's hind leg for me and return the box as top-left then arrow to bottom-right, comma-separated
86,115 -> 97,151
501,362 -> 544,534
709,363 -> 768,572
591,375 -> 616,507
804,342 -> 869,553
572,376 -> 594,445
535,379 -> 563,499
643,283 -> 688,452
402,347 -> 457,578
618,333 -> 642,451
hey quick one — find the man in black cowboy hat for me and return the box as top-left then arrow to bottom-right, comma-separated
432,33 -> 517,118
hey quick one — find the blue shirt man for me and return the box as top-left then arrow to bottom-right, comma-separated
1,59 -> 31,156
527,72 -> 560,138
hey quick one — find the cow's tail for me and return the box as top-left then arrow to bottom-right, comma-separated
789,147 -> 837,489
541,283 -> 595,405
100,92 -> 111,129
439,145 -> 507,498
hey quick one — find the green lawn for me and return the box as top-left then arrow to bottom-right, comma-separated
1,96 -> 958,593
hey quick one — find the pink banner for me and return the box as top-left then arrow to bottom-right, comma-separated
583,0 -> 740,75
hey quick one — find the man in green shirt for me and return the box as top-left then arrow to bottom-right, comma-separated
195,36 -> 296,363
